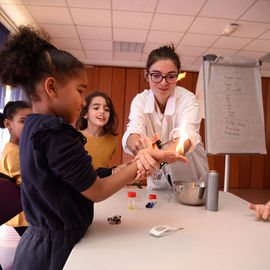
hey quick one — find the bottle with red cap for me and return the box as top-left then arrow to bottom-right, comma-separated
146,194 -> 157,208
127,192 -> 136,210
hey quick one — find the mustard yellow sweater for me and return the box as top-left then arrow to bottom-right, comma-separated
0,142 -> 28,227
82,132 -> 118,169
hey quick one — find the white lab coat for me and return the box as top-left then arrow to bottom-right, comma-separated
122,86 -> 209,190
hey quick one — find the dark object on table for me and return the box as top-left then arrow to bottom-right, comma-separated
107,215 -> 121,224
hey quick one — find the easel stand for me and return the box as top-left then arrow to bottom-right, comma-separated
201,54 -> 266,193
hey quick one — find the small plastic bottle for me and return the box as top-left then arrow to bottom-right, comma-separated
146,194 -> 157,208
149,194 -> 157,208
127,192 -> 136,210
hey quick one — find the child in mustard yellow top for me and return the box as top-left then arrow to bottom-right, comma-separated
0,101 -> 31,236
76,91 -> 118,169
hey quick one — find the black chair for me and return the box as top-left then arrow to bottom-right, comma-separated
0,172 -> 22,225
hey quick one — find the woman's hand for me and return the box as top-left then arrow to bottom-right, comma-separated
166,138 -> 191,155
134,136 -> 152,154
127,134 -> 153,155
135,148 -> 188,174
113,147 -> 189,186
112,154 -> 158,183
248,201 -> 270,221
149,148 -> 189,164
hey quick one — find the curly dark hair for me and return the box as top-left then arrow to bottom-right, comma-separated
76,91 -> 118,136
145,44 -> 181,76
0,25 -> 83,100
0,100 -> 31,128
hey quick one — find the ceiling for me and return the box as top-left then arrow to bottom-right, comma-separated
1,0 -> 270,76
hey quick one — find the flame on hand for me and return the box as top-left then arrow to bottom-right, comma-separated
177,72 -> 187,82
176,121 -> 189,155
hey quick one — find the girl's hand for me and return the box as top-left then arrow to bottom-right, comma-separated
132,170 -> 147,183
112,155 -> 156,181
136,150 -> 160,175
248,203 -> 270,221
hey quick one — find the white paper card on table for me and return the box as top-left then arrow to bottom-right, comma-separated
150,225 -> 183,237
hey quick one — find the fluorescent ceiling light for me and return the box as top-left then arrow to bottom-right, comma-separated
222,23 -> 239,36
113,41 -> 144,53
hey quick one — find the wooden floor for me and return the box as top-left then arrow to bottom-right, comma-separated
1,188 -> 270,270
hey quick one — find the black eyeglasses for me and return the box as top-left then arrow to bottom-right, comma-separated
149,73 -> 178,84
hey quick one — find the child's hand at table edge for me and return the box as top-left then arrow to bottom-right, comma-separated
248,202 -> 270,221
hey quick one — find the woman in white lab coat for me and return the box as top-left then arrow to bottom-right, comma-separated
122,45 -> 209,189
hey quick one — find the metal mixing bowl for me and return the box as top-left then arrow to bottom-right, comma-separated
174,181 -> 206,206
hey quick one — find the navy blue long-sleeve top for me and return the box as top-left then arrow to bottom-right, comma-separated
19,114 -> 102,232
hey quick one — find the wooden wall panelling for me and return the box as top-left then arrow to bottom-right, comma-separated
239,155 -> 252,188
85,68 -> 94,95
264,159 -> 270,186
200,119 -> 206,145
90,67 -> 100,92
122,68 -> 141,163
207,155 -> 215,170
251,155 -> 265,188
214,155 -> 225,187
98,67 -> 113,96
264,157 -> 270,186
139,69 -> 149,92
178,71 -> 193,93
192,72 -> 199,93
109,68 -> 126,166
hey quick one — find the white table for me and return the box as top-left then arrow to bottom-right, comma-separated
64,189 -> 269,270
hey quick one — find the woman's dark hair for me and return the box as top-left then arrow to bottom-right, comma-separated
0,25 -> 84,100
0,101 -> 31,128
145,45 -> 181,75
76,91 -> 118,136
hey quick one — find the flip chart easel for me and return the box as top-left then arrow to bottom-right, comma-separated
201,55 -> 266,191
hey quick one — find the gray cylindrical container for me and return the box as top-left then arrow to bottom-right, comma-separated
205,170 -> 219,211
